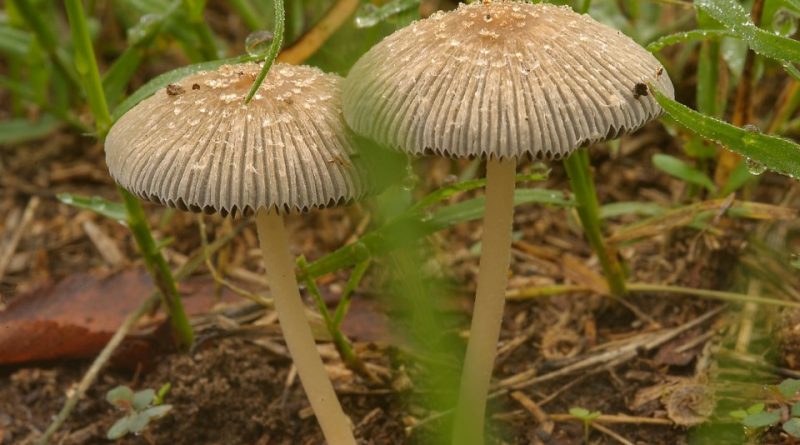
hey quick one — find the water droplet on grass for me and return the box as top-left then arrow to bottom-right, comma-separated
745,158 -> 767,175
128,14 -> 162,45
772,8 -> 798,37
245,31 -> 274,56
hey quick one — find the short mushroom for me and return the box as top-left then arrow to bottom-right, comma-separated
342,2 -> 673,443
106,62 -> 362,445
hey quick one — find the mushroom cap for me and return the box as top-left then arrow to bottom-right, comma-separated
106,63 -> 366,216
342,1 -> 675,161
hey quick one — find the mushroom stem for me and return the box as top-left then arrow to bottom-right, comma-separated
255,208 -> 356,445
452,157 -> 517,445
563,149 -> 627,296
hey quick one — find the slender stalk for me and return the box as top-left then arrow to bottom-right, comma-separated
298,258 -> 376,382
563,150 -> 627,296
452,158 -> 517,445
64,0 -> 194,350
245,0 -> 285,103
64,0 -> 111,135
121,188 -> 194,349
277,0 -> 358,65
256,208 -> 356,445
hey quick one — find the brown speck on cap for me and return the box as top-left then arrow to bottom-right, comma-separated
106,63 -> 365,216
166,83 -> 185,96
342,1 -> 675,160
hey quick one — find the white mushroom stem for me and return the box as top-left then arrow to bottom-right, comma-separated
256,208 -> 356,445
453,158 -> 517,445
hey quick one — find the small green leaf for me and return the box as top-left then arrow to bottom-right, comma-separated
742,410 -> 781,428
652,154 -> 717,192
730,409 -> 748,419
791,401 -> 800,417
154,383 -> 171,406
780,379 -> 800,398
127,411 -> 152,434
652,88 -> 800,179
142,404 -> 172,419
747,403 -> 766,415
785,418 -> 800,437
106,385 -> 134,407
106,416 -> 132,440
569,407 -> 591,419
57,193 -> 127,222
132,389 -> 155,411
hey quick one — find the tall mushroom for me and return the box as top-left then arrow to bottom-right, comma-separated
341,2 -> 673,443
106,62 -> 362,445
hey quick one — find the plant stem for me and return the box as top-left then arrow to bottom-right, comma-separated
452,158 -> 517,445
64,0 -> 194,350
64,0 -> 112,136
255,209 -> 356,445
579,0 -> 591,14
563,149 -> 627,296
121,188 -> 194,350
298,258 -> 376,382
245,0 -> 285,103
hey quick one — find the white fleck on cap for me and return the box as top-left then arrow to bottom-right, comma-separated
342,1 -> 675,160
106,63 -> 365,216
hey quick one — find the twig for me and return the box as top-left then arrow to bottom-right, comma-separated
277,0 -> 358,64
511,391 -> 554,442
0,196 -> 39,283
36,294 -> 159,445
496,306 -> 724,390
36,223 -> 246,444
548,413 -> 673,426
734,280 -> 762,353
590,422 -> 636,445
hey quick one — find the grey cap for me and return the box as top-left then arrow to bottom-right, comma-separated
106,63 -> 365,216
342,1 -> 675,160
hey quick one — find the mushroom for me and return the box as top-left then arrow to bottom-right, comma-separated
341,2 -> 673,443
105,62 -> 361,445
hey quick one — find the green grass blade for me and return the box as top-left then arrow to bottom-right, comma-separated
64,0 -> 112,135
653,88 -> 800,179
245,0 -> 285,102
652,154 -> 717,192
0,23 -> 32,56
646,29 -> 732,52
103,48 -> 145,109
695,0 -> 800,63
57,193 -> 127,221
0,115 -> 60,145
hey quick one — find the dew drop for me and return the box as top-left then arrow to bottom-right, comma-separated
128,14 -> 162,45
745,158 -> 767,175
355,4 -> 380,27
245,30 -> 274,56
772,8 -> 798,38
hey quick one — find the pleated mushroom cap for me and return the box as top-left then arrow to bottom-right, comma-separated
106,63 -> 365,216
343,1 -> 675,160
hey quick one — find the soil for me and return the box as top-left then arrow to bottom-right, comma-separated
0,119 -> 764,445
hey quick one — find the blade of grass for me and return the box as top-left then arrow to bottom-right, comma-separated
64,0 -> 194,349
0,115 -> 60,145
245,0 -> 285,102
695,0 -> 800,63
646,29 -> 732,52
652,87 -> 800,179
64,0 -> 112,136
229,0 -> 266,30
